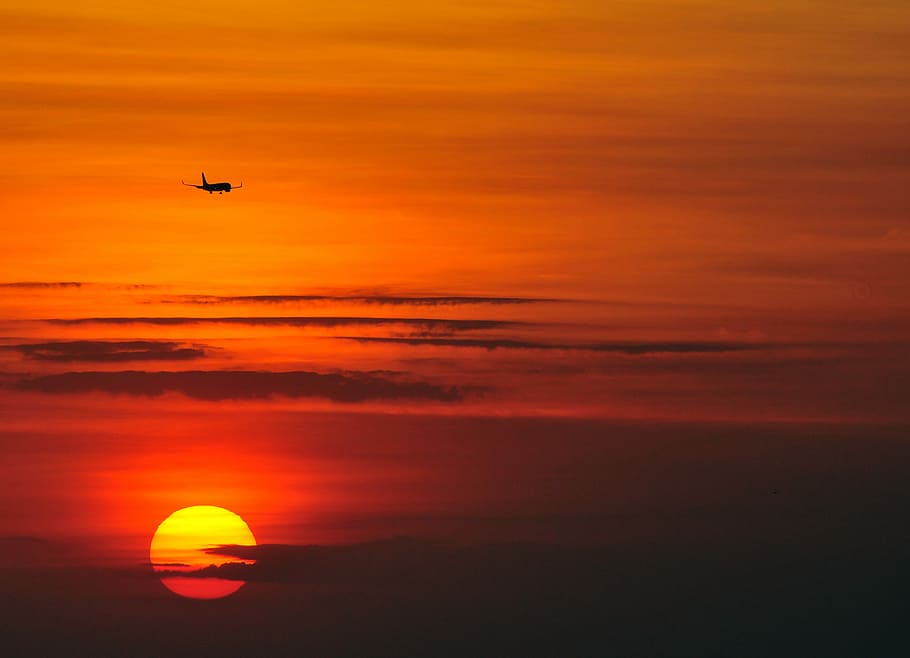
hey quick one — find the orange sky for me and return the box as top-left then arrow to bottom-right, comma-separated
2,1 -> 908,308
1,1 -> 909,565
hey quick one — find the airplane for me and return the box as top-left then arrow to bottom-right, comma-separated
182,172 -> 242,194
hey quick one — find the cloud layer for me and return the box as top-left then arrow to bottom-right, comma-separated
10,340 -> 207,362
338,336 -> 769,354
160,294 -> 557,306
44,316 -> 516,332
0,281 -> 83,289
14,369 -> 472,402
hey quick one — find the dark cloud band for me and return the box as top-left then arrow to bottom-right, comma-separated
14,369 -> 474,402
0,281 -> 82,289
9,340 -> 208,362
159,294 -> 558,306
42,316 -> 516,332
338,336 -> 769,354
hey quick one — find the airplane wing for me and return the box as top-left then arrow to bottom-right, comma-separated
181,180 -> 203,188
235,182 -> 242,189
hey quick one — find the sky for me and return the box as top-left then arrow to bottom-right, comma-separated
1,1 -> 909,655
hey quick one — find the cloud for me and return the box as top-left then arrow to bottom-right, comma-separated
158,294 -> 557,306
0,281 -> 82,288
9,340 -> 208,362
0,535 -> 50,543
43,316 -> 516,333
13,370 -> 474,402
150,562 -> 190,568
0,535 -> 76,568
156,538 -> 441,583
0,281 -> 154,290
338,336 -> 769,354
153,537 -> 609,587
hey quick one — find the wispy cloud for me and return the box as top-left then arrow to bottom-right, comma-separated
151,562 -> 190,568
158,294 -> 557,306
0,281 -> 82,289
154,537 -> 608,586
14,370 -> 475,402
338,336 -> 770,354
43,316 -> 517,332
9,340 -> 208,362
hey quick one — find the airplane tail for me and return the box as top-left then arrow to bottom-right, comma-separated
201,172 -> 207,185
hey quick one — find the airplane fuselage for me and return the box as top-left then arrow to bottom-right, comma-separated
203,182 -> 233,193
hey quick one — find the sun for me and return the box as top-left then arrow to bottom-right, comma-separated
150,505 -> 256,600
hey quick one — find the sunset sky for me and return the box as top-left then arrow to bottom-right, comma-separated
1,1 -> 908,655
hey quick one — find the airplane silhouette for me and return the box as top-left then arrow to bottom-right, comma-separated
182,172 -> 242,194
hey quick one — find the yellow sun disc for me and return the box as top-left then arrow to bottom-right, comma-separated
150,505 -> 256,600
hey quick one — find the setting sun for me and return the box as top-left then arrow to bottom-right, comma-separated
150,505 -> 256,600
